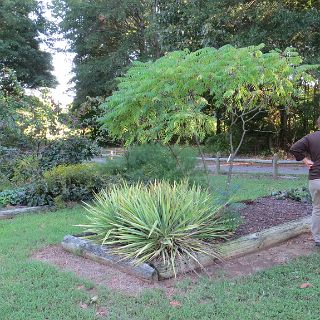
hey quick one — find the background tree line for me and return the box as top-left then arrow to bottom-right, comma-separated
52,0 -> 320,153
1,0 -> 320,153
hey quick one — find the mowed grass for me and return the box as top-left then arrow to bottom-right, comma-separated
209,174 -> 308,202
1,175 -> 317,320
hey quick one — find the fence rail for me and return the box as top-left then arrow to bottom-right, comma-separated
198,153 -> 304,178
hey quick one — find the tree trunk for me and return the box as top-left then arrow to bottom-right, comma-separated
279,106 -> 288,150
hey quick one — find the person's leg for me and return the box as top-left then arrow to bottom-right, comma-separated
309,179 -> 320,243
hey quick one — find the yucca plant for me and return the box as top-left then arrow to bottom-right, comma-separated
80,180 -> 238,275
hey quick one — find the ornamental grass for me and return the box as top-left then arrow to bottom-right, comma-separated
80,180 -> 238,275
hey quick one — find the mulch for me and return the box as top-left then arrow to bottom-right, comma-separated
234,197 -> 312,237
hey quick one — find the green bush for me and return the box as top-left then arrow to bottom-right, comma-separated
0,147 -> 21,182
11,155 -> 41,185
0,183 -> 53,207
80,180 -> 238,275
272,187 -> 311,203
43,163 -> 115,202
39,136 -> 100,170
204,134 -> 230,154
104,143 -> 199,183
0,186 -> 29,207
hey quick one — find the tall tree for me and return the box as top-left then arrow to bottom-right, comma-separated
53,0 -> 160,106
0,0 -> 56,88
205,0 -> 320,64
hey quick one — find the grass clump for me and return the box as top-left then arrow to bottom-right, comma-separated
80,180 -> 238,275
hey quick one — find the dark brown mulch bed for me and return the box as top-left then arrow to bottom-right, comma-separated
234,197 -> 312,238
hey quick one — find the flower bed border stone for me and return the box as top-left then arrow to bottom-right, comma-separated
0,206 -> 49,220
61,215 -> 311,281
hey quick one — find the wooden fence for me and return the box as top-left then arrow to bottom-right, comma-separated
197,153 -> 304,178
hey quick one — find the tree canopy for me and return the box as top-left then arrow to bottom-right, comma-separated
100,45 -> 318,147
53,0 -> 320,149
0,0 -> 56,88
53,0 -> 160,106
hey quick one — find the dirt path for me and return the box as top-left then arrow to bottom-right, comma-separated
32,233 -> 316,296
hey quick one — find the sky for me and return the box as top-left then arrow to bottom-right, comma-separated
40,0 -> 75,108
50,45 -> 75,108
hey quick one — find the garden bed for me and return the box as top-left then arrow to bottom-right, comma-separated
234,196 -> 311,237
62,197 -> 312,281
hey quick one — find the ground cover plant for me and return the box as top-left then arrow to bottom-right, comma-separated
1,175 -> 318,320
80,180 -> 238,274
272,187 -> 311,203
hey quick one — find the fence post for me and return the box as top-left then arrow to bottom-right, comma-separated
273,153 -> 279,178
215,152 -> 221,175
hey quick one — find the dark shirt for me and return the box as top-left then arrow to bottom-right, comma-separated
290,131 -> 320,180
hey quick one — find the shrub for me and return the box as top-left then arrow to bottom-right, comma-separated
272,187 -> 311,203
0,186 -> 29,207
0,183 -> 53,207
43,163 -> 115,202
39,136 -> 100,170
11,155 -> 41,185
204,134 -> 230,154
80,180 -> 239,275
0,147 -> 21,182
104,143 -> 199,183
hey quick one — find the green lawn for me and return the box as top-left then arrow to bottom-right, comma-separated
1,175 -> 317,320
209,174 -> 308,202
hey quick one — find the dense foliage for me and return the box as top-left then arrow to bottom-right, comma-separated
43,163 -> 113,203
0,0 -> 56,88
52,0 -> 160,106
81,180 -> 238,274
156,0 -> 320,66
39,136 -> 100,170
105,144 -> 199,183
53,0 -> 320,151
101,45 -> 318,152
0,68 -> 63,150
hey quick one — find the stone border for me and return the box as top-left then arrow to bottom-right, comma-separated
0,206 -> 50,220
61,215 -> 311,281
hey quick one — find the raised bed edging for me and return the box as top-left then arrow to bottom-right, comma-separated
61,215 -> 311,281
0,206 -> 50,220
62,235 -> 158,281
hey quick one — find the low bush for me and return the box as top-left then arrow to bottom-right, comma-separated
104,143 -> 200,183
204,134 -> 230,154
43,163 -> 116,202
0,183 -> 53,207
39,135 -> 100,170
272,187 -> 311,203
0,147 -> 21,182
0,186 -> 29,207
11,155 -> 41,185
80,180 -> 239,275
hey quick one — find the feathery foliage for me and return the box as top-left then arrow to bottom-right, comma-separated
100,45 -> 318,146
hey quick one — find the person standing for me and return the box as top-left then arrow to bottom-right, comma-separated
290,120 -> 320,246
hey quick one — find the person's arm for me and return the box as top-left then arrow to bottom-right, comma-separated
290,136 -> 313,169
